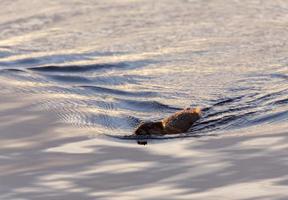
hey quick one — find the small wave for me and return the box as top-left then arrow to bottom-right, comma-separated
204,105 -> 254,119
270,98 -> 288,106
77,85 -> 158,97
212,95 -> 245,106
247,110 -> 288,126
27,59 -> 154,73
191,111 -> 258,133
270,73 -> 288,80
46,74 -> 93,83
0,68 -> 26,73
29,63 -> 127,73
247,89 -> 288,105
115,98 -> 180,112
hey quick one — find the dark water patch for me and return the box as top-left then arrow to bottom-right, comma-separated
77,85 -> 158,97
270,73 -> 288,80
46,74 -> 93,83
15,57 -> 40,65
28,60 -> 154,73
29,63 -> 127,73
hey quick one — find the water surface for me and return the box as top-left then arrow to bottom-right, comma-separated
0,0 -> 288,199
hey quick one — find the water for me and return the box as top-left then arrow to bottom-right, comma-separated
0,0 -> 288,199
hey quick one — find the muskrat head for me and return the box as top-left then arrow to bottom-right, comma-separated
134,121 -> 164,135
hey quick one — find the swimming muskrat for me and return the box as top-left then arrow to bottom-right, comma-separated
135,107 -> 201,136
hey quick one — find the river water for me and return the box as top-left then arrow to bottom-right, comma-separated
0,0 -> 288,199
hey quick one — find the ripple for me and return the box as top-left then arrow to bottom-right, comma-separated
1,65 -> 287,140
271,98 -> 288,106
29,63 -> 127,73
46,74 -> 93,83
211,95 -> 246,107
77,85 -> 158,97
248,110 -> 288,126
115,98 -> 180,112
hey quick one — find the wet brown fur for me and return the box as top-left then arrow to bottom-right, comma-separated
135,107 -> 201,135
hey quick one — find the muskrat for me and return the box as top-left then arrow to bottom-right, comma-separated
135,107 -> 201,136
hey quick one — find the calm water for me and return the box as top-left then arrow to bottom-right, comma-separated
0,0 -> 288,199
